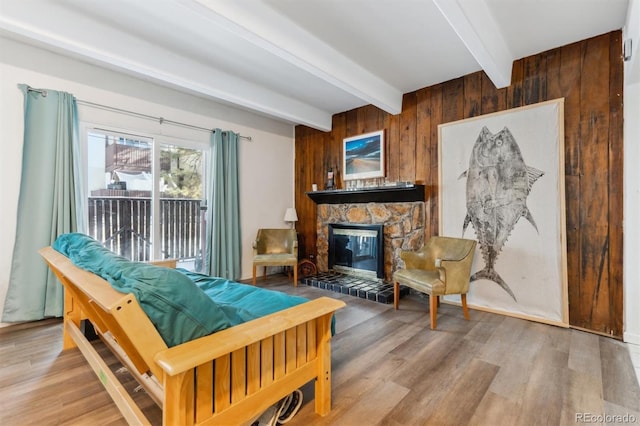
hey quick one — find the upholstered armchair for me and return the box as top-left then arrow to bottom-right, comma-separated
252,229 -> 299,286
393,236 -> 477,329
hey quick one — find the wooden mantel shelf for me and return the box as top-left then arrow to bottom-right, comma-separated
306,184 -> 425,204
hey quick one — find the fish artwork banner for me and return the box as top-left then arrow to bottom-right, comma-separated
438,99 -> 568,326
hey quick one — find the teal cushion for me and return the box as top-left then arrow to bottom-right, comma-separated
180,269 -> 336,335
179,269 -> 309,325
53,233 -> 233,347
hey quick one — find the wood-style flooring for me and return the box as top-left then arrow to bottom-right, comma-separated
1,274 -> 639,425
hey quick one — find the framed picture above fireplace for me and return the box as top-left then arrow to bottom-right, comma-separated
343,130 -> 385,181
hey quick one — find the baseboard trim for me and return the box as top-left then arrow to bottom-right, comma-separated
624,331 -> 640,345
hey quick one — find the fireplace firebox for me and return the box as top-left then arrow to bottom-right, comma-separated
328,223 -> 384,280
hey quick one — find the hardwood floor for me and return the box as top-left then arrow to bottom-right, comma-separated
1,274 -> 639,425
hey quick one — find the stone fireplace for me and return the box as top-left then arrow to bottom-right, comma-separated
316,201 -> 425,282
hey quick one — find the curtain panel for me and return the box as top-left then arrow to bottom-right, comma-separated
3,85 -> 83,322
205,129 -> 241,279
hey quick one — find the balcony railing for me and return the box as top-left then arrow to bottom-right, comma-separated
87,196 -> 205,265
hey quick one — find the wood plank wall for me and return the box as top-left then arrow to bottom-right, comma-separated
294,31 -> 624,338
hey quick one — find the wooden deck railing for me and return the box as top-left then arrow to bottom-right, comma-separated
87,197 -> 204,264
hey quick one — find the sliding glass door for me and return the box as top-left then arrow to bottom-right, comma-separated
85,128 -> 205,270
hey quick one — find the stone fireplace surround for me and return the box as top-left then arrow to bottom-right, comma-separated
316,201 -> 425,282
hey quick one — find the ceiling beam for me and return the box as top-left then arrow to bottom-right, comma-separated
433,0 -> 513,88
0,13 -> 334,131
186,0 -> 404,114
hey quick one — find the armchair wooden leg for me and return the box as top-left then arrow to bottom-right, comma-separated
429,295 -> 438,330
393,281 -> 399,310
252,265 -> 257,285
461,293 -> 470,320
293,264 -> 298,287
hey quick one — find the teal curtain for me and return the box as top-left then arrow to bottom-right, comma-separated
2,85 -> 83,322
205,129 -> 241,279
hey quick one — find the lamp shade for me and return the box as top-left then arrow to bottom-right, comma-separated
284,207 -> 298,222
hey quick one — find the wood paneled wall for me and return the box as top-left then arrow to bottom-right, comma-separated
294,31 -> 624,337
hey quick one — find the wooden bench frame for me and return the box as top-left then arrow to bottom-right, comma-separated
40,247 -> 345,425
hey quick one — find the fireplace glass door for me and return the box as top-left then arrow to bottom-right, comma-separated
328,224 -> 384,279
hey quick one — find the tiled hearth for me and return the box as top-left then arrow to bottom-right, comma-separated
303,272 -> 409,304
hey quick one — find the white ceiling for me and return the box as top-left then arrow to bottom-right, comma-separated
0,0 -> 630,131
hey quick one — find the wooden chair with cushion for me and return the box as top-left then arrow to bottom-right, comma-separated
252,228 -> 299,286
393,236 -> 477,329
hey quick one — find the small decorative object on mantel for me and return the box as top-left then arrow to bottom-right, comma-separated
383,180 -> 414,187
343,130 -> 385,183
325,166 -> 336,190
345,178 -> 413,191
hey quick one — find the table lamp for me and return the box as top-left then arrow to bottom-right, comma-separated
284,208 -> 298,228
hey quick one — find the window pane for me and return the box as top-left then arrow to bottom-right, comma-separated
87,131 -> 154,261
159,143 -> 204,271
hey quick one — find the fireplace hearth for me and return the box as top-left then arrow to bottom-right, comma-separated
303,271 -> 409,304
317,222 -> 409,304
316,202 -> 425,281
